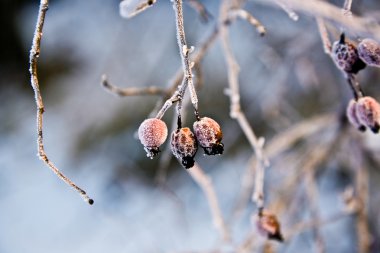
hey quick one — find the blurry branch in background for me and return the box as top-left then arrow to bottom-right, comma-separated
188,163 -> 230,241
29,0 -> 93,205
274,0 -> 299,21
350,140 -> 371,253
342,0 -> 353,16
316,17 -> 332,54
228,9 -> 266,36
259,0 -> 380,41
101,75 -> 166,96
119,0 -> 157,19
186,0 -> 213,23
220,0 -> 269,213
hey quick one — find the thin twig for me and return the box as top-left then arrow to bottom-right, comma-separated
101,75 -> 166,96
187,163 -> 230,241
346,74 -> 364,100
220,0 -> 269,211
260,0 -> 380,41
173,0 -> 198,113
228,9 -> 266,36
350,140 -> 371,253
29,0 -> 93,205
316,17 -> 332,54
285,211 -> 351,240
274,0 -> 299,21
186,0 -> 213,23
342,0 -> 353,17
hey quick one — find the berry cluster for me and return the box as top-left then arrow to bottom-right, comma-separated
330,33 -> 380,133
347,96 -> 380,133
138,116 -> 224,169
331,33 -> 380,74
331,33 -> 366,74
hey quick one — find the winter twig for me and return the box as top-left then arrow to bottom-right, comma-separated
29,0 -> 93,205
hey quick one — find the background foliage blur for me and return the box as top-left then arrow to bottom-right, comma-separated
1,0 -> 380,252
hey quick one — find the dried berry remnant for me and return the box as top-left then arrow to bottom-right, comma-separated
358,38 -> 380,67
356,96 -> 380,133
171,127 -> 198,169
138,118 -> 168,158
346,99 -> 366,132
193,117 -> 224,155
331,33 -> 366,74
255,210 -> 283,242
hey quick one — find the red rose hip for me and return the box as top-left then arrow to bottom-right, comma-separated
138,118 -> 168,158
193,117 -> 224,155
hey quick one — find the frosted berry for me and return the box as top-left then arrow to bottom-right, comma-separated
193,117 -> 224,155
138,118 -> 168,158
358,38 -> 380,67
331,33 -> 366,74
356,96 -> 380,133
346,99 -> 366,132
171,127 -> 198,169
255,210 -> 283,242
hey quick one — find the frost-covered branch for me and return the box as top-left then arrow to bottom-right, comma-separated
29,0 -> 93,205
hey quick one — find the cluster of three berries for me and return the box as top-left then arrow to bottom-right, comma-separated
138,117 -> 224,169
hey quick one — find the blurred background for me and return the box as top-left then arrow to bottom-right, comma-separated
1,0 -> 380,252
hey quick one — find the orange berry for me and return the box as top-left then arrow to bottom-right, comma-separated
171,127 -> 198,169
193,117 -> 224,155
255,210 -> 283,242
356,96 -> 380,133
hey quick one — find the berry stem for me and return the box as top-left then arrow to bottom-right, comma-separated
173,0 -> 199,112
347,74 -> 364,100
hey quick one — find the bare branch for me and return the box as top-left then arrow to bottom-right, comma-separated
29,0 -> 93,205
274,0 -> 299,21
220,0 -> 269,211
119,0 -> 157,19
316,17 -> 332,54
342,0 -> 353,17
260,0 -> 380,41
228,9 -> 266,36
101,75 -> 166,96
173,0 -> 198,112
186,0 -> 212,23
187,163 -> 230,241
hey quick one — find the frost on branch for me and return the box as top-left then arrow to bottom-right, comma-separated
120,0 -> 156,19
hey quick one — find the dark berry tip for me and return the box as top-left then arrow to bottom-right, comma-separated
268,232 -> 284,242
88,199 -> 94,205
182,156 -> 195,169
358,125 -> 366,132
371,124 -> 380,134
339,33 -> 345,44
144,146 -> 160,159
204,143 -> 224,155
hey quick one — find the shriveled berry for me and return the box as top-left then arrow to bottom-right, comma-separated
193,117 -> 224,155
346,99 -> 366,132
171,127 -> 198,169
138,118 -> 168,158
255,210 -> 283,242
331,33 -> 366,74
358,38 -> 380,67
356,96 -> 380,133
